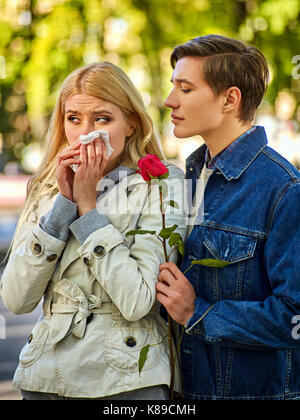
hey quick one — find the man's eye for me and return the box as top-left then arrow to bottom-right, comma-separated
181,89 -> 191,93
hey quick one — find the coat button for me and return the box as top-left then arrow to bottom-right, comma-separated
93,245 -> 105,257
46,253 -> 57,262
125,336 -> 137,347
32,243 -> 42,255
28,334 -> 33,344
83,257 -> 90,266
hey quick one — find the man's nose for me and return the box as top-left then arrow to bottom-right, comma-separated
164,90 -> 178,109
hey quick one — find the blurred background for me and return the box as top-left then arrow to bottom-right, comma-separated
0,0 -> 300,399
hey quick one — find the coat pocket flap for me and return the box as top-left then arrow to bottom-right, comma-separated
203,229 -> 257,263
19,321 -> 49,367
104,327 -> 160,373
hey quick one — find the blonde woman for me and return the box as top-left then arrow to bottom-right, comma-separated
0,62 -> 187,400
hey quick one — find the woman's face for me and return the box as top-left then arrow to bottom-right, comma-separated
64,93 -> 134,163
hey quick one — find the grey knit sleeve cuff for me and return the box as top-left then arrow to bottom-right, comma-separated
39,193 -> 78,242
69,208 -> 110,245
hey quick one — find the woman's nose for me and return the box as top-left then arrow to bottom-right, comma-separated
81,119 -> 95,135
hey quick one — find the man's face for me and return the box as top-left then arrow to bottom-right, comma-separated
164,56 -> 226,139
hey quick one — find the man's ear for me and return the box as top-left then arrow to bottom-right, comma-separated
223,86 -> 242,113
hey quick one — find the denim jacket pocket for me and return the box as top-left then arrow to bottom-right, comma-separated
203,228 -> 257,300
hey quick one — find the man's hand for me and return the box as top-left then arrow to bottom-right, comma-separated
156,262 -> 196,325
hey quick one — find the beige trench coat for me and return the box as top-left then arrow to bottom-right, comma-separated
0,164 -> 187,398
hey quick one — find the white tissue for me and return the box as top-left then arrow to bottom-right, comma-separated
70,130 -> 114,172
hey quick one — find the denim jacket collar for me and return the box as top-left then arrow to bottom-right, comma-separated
186,126 -> 268,181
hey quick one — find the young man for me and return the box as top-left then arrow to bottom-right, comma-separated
156,34 -> 300,400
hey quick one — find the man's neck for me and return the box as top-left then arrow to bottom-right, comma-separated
204,120 -> 253,159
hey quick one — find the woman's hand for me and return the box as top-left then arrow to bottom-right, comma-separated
73,136 -> 109,217
56,140 -> 81,202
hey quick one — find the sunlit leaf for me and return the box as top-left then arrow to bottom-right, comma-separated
125,229 -> 156,237
159,224 -> 178,239
138,344 -> 150,375
168,232 -> 181,247
166,200 -> 179,209
191,259 -> 231,268
178,241 -> 185,257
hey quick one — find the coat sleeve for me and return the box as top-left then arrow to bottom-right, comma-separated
0,195 -> 74,314
185,180 -> 300,350
70,165 -> 188,322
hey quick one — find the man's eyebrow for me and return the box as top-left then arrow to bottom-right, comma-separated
170,77 -> 197,87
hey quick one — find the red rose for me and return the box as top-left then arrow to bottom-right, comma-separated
137,154 -> 169,182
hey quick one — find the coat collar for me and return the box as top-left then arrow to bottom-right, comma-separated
186,126 -> 268,181
105,165 -> 136,183
97,165 -> 146,197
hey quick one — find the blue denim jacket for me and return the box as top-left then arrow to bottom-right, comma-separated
181,126 -> 300,400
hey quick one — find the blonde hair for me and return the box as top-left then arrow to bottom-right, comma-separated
5,62 -> 165,259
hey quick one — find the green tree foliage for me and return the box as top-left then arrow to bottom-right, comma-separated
0,0 -> 299,172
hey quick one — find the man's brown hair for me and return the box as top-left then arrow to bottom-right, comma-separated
170,34 -> 269,122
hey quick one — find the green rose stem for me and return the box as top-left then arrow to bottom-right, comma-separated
159,185 -> 175,401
